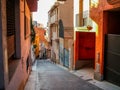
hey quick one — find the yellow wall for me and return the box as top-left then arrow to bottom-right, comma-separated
33,33 -> 40,57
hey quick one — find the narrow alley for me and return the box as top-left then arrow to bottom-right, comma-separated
1,0 -> 120,90
25,60 -> 102,90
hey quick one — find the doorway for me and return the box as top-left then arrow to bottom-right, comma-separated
74,31 -> 95,80
104,8 -> 120,86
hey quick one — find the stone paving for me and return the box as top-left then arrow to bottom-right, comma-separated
24,60 -> 102,90
70,69 -> 120,90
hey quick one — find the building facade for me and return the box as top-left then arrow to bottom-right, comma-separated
33,27 -> 40,58
73,0 -> 96,71
48,2 -> 60,63
59,0 -> 74,68
38,28 -> 48,59
48,0 -> 74,68
0,0 -> 38,89
90,0 -> 120,86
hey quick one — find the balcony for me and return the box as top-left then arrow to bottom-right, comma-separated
52,32 -> 59,41
52,37 -> 59,43
50,15 -> 58,25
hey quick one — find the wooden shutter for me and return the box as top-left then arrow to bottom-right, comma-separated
6,0 -> 15,58
6,0 -> 15,36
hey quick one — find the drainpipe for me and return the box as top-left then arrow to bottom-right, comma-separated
79,0 -> 83,26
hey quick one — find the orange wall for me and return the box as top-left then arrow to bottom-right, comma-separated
6,1 -> 31,90
90,0 -> 120,75
38,28 -> 48,48
33,27 -> 48,56
33,27 -> 40,57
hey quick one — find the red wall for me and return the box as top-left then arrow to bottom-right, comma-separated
74,32 -> 95,61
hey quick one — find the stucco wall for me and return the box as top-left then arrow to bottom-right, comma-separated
6,0 -> 31,90
58,0 -> 73,28
90,0 -> 120,77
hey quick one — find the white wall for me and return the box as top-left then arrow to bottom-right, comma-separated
74,0 -> 79,27
83,0 -> 89,11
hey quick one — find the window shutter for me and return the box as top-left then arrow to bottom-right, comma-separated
6,0 -> 15,36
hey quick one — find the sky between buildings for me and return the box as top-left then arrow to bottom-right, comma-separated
33,0 -> 89,28
33,0 -> 56,27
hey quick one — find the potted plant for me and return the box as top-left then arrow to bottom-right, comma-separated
87,25 -> 93,30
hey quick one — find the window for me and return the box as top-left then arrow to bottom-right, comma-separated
24,16 -> 30,39
24,1 -> 30,39
6,0 -> 15,36
6,0 -> 15,58
59,19 -> 64,38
